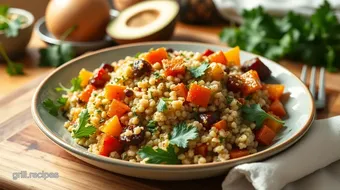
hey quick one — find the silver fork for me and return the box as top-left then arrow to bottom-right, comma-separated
300,65 -> 326,109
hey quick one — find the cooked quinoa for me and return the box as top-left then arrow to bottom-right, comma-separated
55,47 -> 286,165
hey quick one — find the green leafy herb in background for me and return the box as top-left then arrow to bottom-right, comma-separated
137,145 -> 180,164
0,5 -> 21,38
169,122 -> 198,148
42,97 -> 67,116
73,109 -> 96,138
241,104 -> 284,128
220,1 -> 340,72
39,25 -> 77,67
56,77 -> 82,92
189,62 -> 209,78
0,43 -> 24,75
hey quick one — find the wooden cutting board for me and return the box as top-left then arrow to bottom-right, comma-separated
1,22 -> 339,190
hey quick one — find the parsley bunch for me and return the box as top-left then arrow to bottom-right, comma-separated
220,1 -> 340,72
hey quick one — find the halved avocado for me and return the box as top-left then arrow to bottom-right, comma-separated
107,1 -> 179,44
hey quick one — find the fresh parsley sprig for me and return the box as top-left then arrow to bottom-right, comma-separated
169,122 -> 198,148
56,77 -> 82,92
73,109 -> 97,138
42,97 -> 68,116
189,62 -> 209,78
241,104 -> 284,129
0,43 -> 24,76
137,144 -> 180,164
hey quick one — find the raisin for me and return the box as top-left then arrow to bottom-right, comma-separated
120,126 -> 145,146
226,75 -> 243,93
199,112 -> 220,129
133,59 -> 152,78
124,89 -> 134,97
241,57 -> 271,80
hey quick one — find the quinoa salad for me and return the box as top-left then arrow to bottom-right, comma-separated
43,47 -> 287,165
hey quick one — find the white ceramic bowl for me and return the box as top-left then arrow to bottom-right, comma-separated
32,42 -> 315,180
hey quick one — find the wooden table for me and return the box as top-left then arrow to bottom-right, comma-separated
1,22 -> 339,190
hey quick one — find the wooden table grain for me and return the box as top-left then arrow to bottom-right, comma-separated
0,22 -> 339,190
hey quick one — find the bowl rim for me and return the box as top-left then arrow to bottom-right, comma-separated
34,17 -> 113,46
32,41 -> 315,170
0,8 -> 35,35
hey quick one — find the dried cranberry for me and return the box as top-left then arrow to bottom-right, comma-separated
241,57 -> 271,80
120,126 -> 145,146
226,75 -> 244,93
124,89 -> 134,97
90,68 -> 111,88
100,63 -> 114,72
199,112 -> 220,129
133,59 -> 152,78
166,48 -> 174,53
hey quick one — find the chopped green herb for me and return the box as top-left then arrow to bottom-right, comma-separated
137,144 -> 180,164
169,122 -> 199,148
0,43 -> 24,75
56,77 -> 82,92
157,98 -> 168,112
73,109 -> 96,138
146,120 -> 158,133
241,104 -> 284,128
189,62 -> 209,78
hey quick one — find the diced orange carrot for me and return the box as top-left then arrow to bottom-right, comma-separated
264,84 -> 285,100
186,84 -> 212,107
105,84 -> 126,100
269,99 -> 287,118
100,115 -> 122,137
209,64 -> 224,81
264,116 -> 283,134
240,70 -> 262,95
78,68 -> 93,87
230,149 -> 250,159
79,85 -> 96,102
256,125 -> 276,146
195,144 -> 208,157
164,63 -> 186,77
213,120 -> 227,130
99,134 -> 122,156
107,99 -> 130,118
208,51 -> 228,65
144,47 -> 168,64
173,83 -> 188,99
224,46 -> 240,66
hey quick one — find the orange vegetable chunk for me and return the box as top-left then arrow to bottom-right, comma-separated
256,125 -> 276,146
144,47 -> 168,64
269,99 -> 287,118
78,68 -> 93,87
224,46 -> 240,66
105,84 -> 126,100
264,84 -> 285,100
208,51 -> 228,65
213,120 -> 227,130
173,83 -> 188,99
79,85 -> 96,102
100,115 -> 122,137
230,149 -> 250,159
187,84 -> 212,107
99,134 -> 122,156
107,99 -> 130,118
240,70 -> 262,95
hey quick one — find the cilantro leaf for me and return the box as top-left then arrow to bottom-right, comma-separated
0,43 -> 24,75
188,62 -> 209,78
241,104 -> 284,128
169,122 -> 198,148
56,77 -> 82,92
73,109 -> 96,138
42,98 -> 60,116
147,120 -> 158,133
157,98 -> 167,112
137,144 -> 180,164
